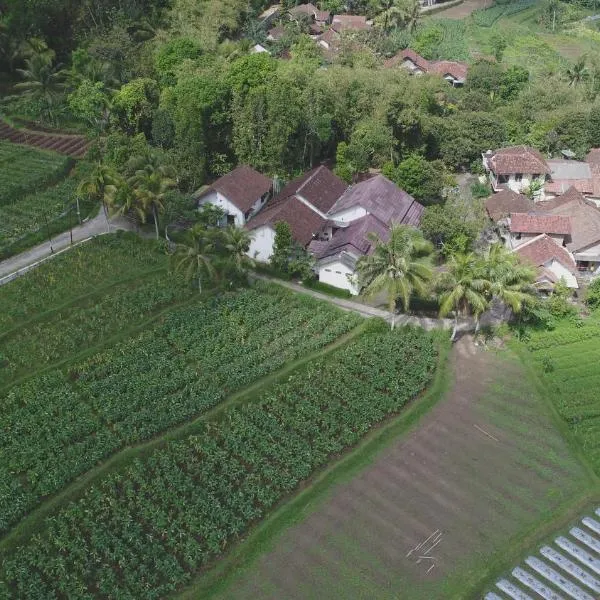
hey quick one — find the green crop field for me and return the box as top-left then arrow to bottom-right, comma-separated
521,313 -> 600,475
0,323 -> 438,598
0,141 -> 72,206
0,234 -> 362,535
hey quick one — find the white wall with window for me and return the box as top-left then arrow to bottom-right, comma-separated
318,260 -> 360,295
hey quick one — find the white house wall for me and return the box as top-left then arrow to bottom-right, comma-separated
247,225 -> 276,262
199,191 -> 245,227
545,259 -> 578,288
328,206 -> 367,224
509,232 -> 566,249
318,260 -> 360,295
575,240 -> 600,262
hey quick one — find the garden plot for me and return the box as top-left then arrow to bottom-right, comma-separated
486,507 -> 600,600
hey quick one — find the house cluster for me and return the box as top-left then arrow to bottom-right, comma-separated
197,165 -> 424,295
485,146 -> 600,290
261,3 -> 371,58
384,48 -> 469,86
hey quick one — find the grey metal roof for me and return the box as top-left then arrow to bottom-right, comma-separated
547,160 -> 592,180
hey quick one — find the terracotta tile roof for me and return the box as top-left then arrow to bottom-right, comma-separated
384,48 -> 430,70
317,28 -> 340,48
315,214 -> 389,261
329,174 -> 424,226
509,213 -> 571,235
289,3 -> 318,16
543,186 -> 600,252
200,165 -> 272,213
515,234 -> 576,273
485,189 -> 533,221
545,179 -> 594,195
276,165 -> 347,214
247,196 -> 326,245
488,146 -> 550,175
429,60 -> 468,82
331,14 -> 370,32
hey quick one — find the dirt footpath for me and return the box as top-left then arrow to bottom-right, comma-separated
432,0 -> 493,18
220,337 -> 588,600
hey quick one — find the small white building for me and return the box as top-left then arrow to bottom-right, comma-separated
312,175 -> 425,294
195,165 -> 272,227
514,234 -> 578,289
246,165 -> 347,261
483,146 -> 550,197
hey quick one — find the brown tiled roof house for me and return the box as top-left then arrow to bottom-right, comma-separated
486,146 -> 550,176
485,190 -> 533,221
509,213 -> 571,236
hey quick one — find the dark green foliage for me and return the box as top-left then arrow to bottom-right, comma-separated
271,221 -> 293,271
383,154 -> 448,206
155,37 -> 202,84
420,196 -> 486,256
151,108 -> 175,148
428,112 -> 507,169
0,278 -> 360,533
585,278 -> 600,310
0,327 -> 436,596
471,181 -> 490,198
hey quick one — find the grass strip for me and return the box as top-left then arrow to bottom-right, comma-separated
0,321 -> 369,556
173,332 -> 451,600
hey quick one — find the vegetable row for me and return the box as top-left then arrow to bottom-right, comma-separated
0,326 -> 437,599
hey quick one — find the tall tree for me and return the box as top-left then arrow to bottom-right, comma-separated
356,224 -> 433,329
15,49 -> 66,124
173,225 -> 217,293
218,226 -> 255,281
126,151 -> 177,239
482,243 -> 536,314
437,252 -> 488,341
76,162 -> 121,228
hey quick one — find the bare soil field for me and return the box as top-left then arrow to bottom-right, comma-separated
431,0 -> 492,19
216,337 -> 590,600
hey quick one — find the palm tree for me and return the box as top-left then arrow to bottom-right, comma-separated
15,49 -> 66,124
401,0 -> 421,34
438,252 -> 489,341
127,151 -> 177,239
173,225 -> 217,293
356,224 -> 434,330
219,226 -> 255,278
375,0 -> 406,32
566,57 -> 589,87
482,243 -> 536,315
76,163 -> 122,230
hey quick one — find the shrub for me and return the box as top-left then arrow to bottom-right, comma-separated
585,278 -> 600,310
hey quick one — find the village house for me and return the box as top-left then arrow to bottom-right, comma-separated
482,146 -> 550,196
195,165 -> 272,227
384,49 -> 468,86
540,186 -> 600,274
331,14 -> 371,33
267,25 -> 285,41
483,145 -> 600,202
245,167 -> 424,294
246,165 -> 347,262
506,213 -> 571,250
311,175 -> 424,294
288,3 -> 331,26
485,189 -> 533,223
514,234 -> 578,290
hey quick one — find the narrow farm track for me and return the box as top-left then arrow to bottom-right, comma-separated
0,322 -> 368,556
210,338 -> 592,600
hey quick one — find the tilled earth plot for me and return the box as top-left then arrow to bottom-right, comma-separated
220,337 -> 590,600
487,507 -> 600,600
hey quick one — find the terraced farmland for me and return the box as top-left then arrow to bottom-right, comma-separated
523,314 -> 600,475
486,507 -> 600,600
0,121 -> 89,158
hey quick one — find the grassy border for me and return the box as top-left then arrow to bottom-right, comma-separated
0,322 -> 369,556
172,333 -> 452,600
